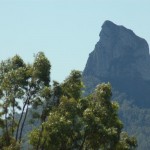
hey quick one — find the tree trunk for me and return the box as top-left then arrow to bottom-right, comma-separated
12,98 -> 15,136
15,99 -> 28,140
19,98 -> 29,143
5,111 -> 9,146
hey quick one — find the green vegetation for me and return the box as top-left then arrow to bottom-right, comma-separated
0,53 -> 137,150
119,100 -> 150,150
0,52 -> 51,149
83,76 -> 150,150
29,83 -> 137,150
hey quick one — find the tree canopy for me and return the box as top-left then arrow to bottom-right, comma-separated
0,52 -> 137,150
29,73 -> 137,150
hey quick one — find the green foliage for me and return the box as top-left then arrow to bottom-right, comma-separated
61,70 -> 83,100
116,132 -> 137,150
0,134 -> 20,150
83,76 -> 150,150
0,52 -> 51,149
33,52 -> 51,86
29,82 -> 137,150
0,53 -> 137,150
119,100 -> 150,150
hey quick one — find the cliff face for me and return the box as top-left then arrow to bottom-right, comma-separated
83,20 -> 150,107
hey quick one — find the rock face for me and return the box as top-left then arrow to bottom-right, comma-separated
83,20 -> 150,107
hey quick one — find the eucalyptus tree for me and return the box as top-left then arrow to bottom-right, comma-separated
29,80 -> 137,150
0,55 -> 26,148
29,70 -> 83,150
0,52 -> 51,149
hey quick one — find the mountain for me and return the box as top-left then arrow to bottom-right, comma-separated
83,20 -> 150,150
83,20 -> 150,107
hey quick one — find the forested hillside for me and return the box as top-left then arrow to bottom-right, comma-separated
83,21 -> 150,150
83,79 -> 150,150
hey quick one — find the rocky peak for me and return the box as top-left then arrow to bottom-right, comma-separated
83,20 -> 150,107
84,20 -> 150,80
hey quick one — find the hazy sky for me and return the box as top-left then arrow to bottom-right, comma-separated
0,0 -> 150,82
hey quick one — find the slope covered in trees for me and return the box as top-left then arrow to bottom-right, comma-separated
0,53 -> 137,150
83,20 -> 150,107
83,20 -> 150,150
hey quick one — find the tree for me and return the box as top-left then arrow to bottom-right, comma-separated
0,55 -> 26,149
29,73 -> 137,150
0,52 -> 51,149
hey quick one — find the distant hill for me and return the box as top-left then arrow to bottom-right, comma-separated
83,20 -> 150,150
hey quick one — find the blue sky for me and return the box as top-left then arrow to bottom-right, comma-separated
0,0 -> 150,82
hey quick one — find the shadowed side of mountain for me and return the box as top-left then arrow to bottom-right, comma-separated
83,20 -> 150,108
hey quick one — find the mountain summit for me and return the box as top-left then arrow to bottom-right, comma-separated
83,20 -> 150,107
